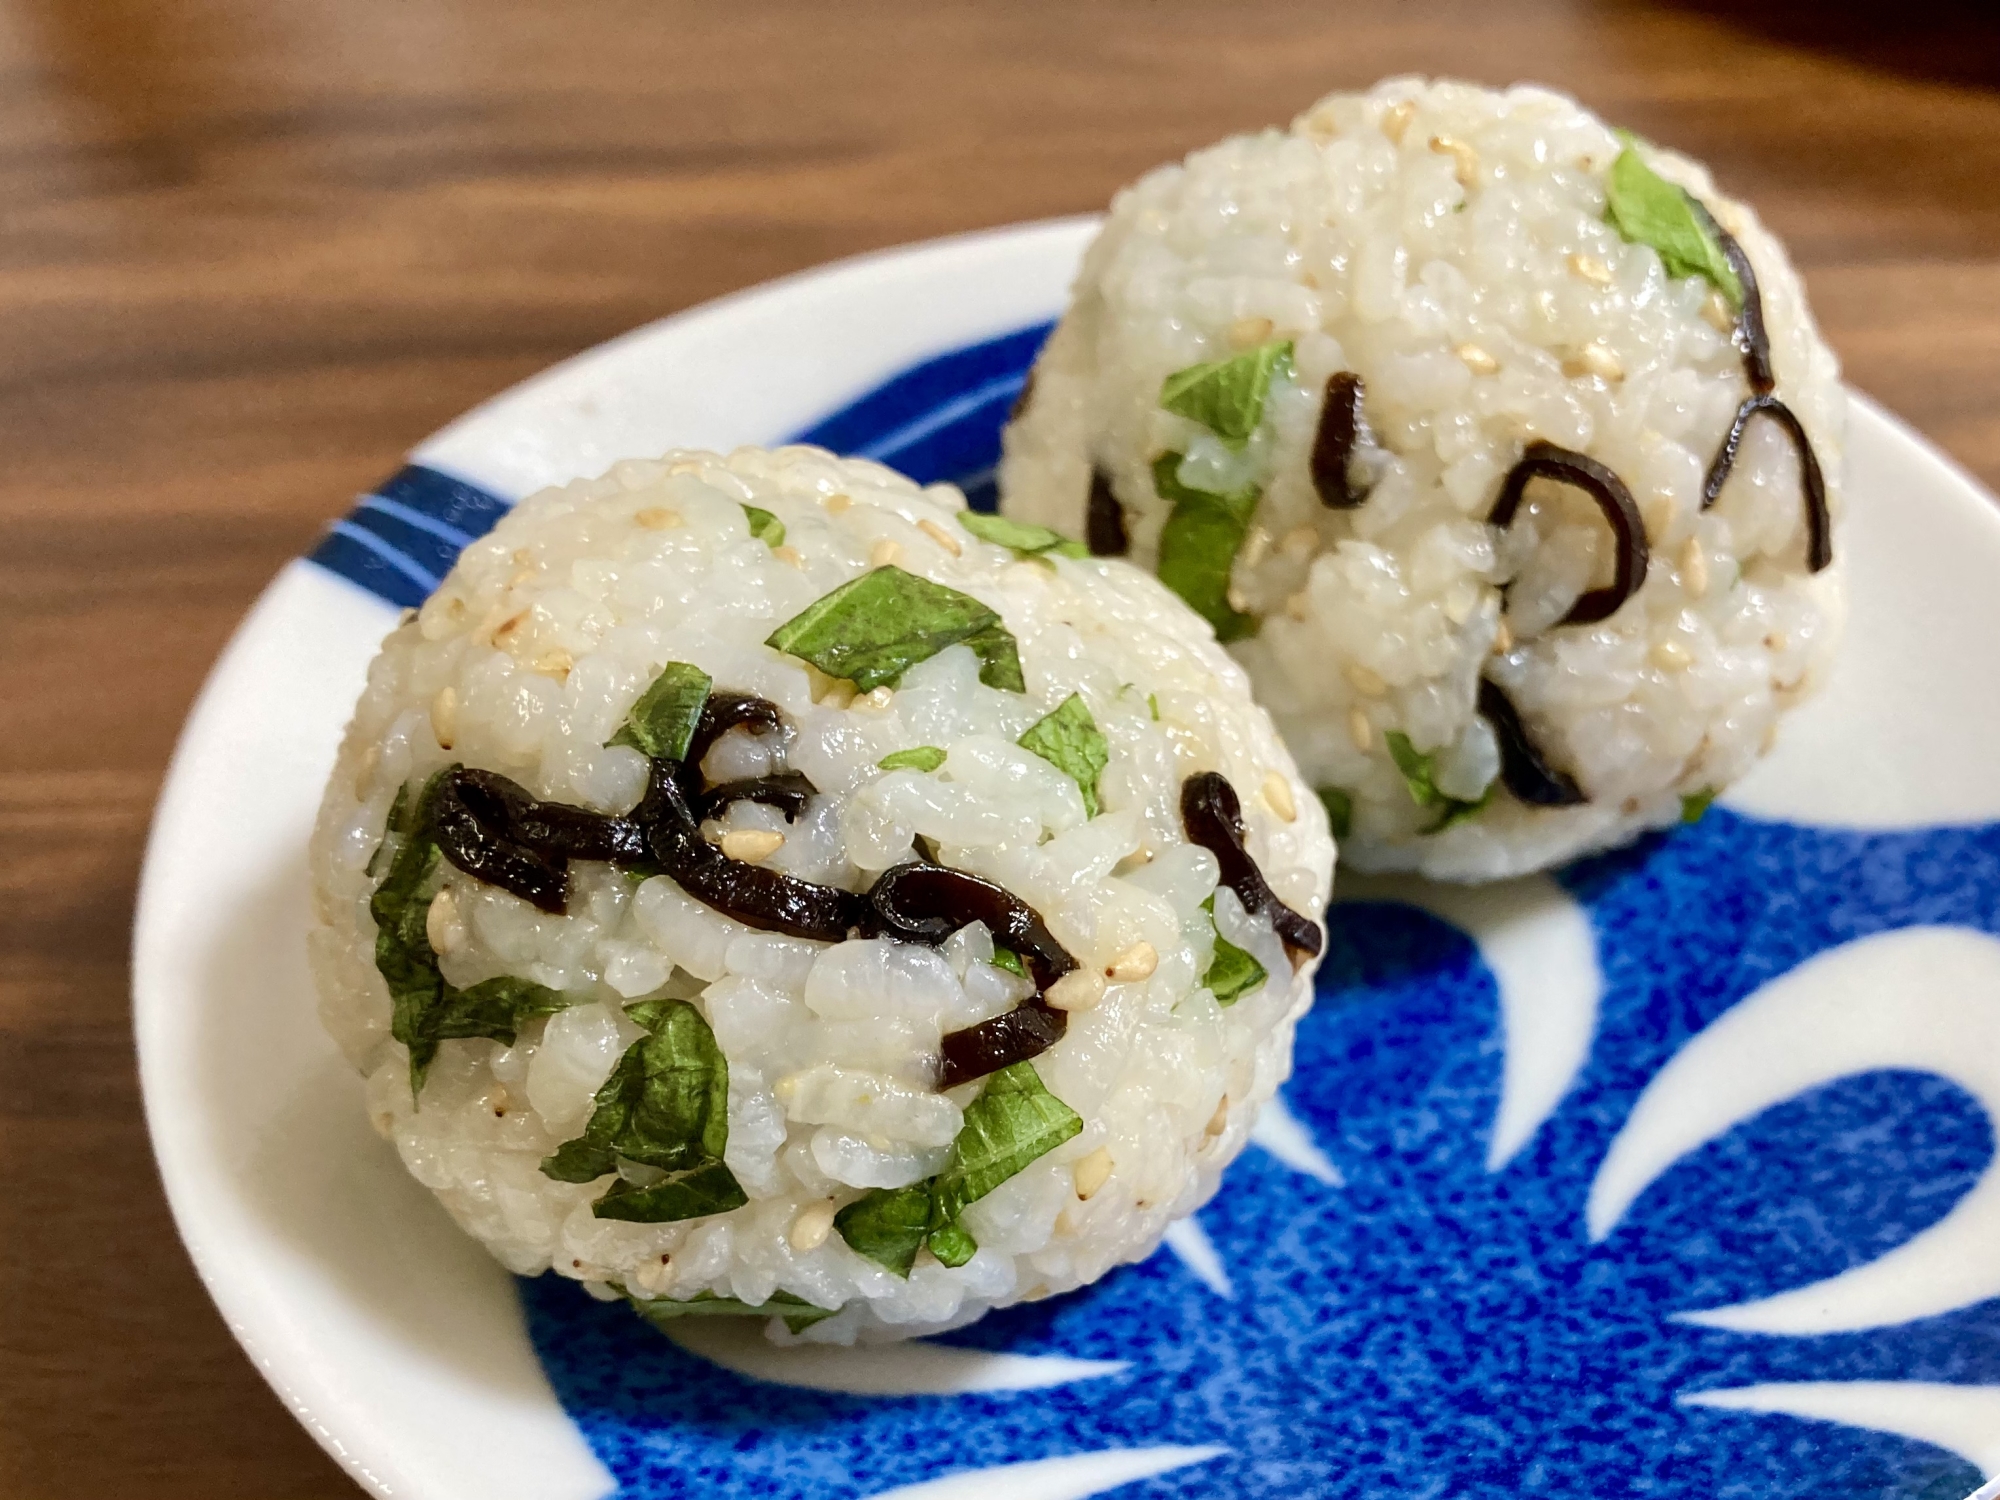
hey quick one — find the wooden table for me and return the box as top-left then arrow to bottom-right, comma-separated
2,1 -> 1995,1493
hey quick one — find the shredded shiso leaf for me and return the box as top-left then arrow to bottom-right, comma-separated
878,746 -> 947,773
607,662 -> 714,760
835,1062 -> 1082,1276
958,510 -> 1088,560
1017,693 -> 1109,817
1604,141 -> 1742,307
765,566 -> 1024,692
1384,731 -> 1494,833
1200,897 -> 1268,1007
624,1287 -> 833,1334
1159,340 -> 1294,449
741,504 -> 785,548
990,945 -> 1026,978
1151,453 -> 1260,643
1680,787 -> 1718,824
1316,785 -> 1354,842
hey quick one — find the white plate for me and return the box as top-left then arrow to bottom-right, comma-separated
136,217 -> 2000,1500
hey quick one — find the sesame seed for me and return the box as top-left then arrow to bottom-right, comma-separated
1455,342 -> 1500,376
1345,663 -> 1388,698
1493,618 -> 1514,654
855,685 -> 894,711
773,545 -> 805,569
1104,940 -> 1160,983
917,517 -> 962,556
869,538 -> 903,568
1262,770 -> 1299,823
1568,253 -> 1614,286
1348,706 -> 1374,752
826,493 -> 853,514
1073,1146 -> 1114,1200
1381,99 -> 1416,144
1444,579 -> 1480,625
634,507 -> 683,530
1429,134 -> 1479,187
1240,526 -> 1273,569
1765,632 -> 1790,654
1229,315 -> 1275,348
1702,291 -> 1737,334
1681,538 -> 1710,597
1650,640 -> 1692,672
789,1201 -> 835,1253
425,888 -> 460,954
720,829 -> 785,864
1047,969 -> 1107,1012
1564,343 -> 1624,382
1205,1098 -> 1230,1137
430,686 -> 458,749
1226,585 -> 1250,614
1281,524 -> 1319,560
509,567 -> 535,587
534,648 -> 574,680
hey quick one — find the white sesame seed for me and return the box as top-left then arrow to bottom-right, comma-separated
1702,291 -> 1737,333
917,517 -> 962,556
1564,342 -> 1624,382
1226,585 -> 1251,614
1455,342 -> 1499,376
425,888 -> 460,954
1650,640 -> 1692,672
534,648 -> 573,680
1229,315 -> 1275,348
773,545 -> 805,569
1281,524 -> 1318,559
634,507 -> 683,530
1681,537 -> 1710,597
825,493 -> 852,514
1205,1097 -> 1230,1137
1262,770 -> 1298,822
1345,663 -> 1388,698
1492,618 -> 1514,655
1430,134 -> 1479,187
1568,253 -> 1614,286
1381,99 -> 1416,144
1240,526 -> 1272,569
1348,706 -> 1374,753
430,686 -> 458,749
1072,1146 -> 1114,1200
869,538 -> 903,568
789,1201 -> 835,1253
856,685 -> 894,711
1046,969 -> 1107,1012
720,829 -> 785,864
1104,940 -> 1160,983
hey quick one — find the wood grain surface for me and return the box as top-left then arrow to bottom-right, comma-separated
2,1 -> 1996,1493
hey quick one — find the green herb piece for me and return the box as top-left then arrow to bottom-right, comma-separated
1199,897 -> 1268,1006
1159,341 -> 1295,449
1017,692 -> 1109,818
742,505 -> 785,548
1384,731 -> 1494,834
594,1159 -> 749,1223
928,1062 -> 1083,1231
626,1287 -> 833,1335
832,1182 -> 934,1277
541,999 -> 746,1224
608,662 -> 713,760
1148,693 -> 1161,722
957,511 -> 1088,560
765,566 -> 1024,693
926,1222 -> 979,1268
835,1062 -> 1081,1276
1680,787 -> 1718,824
1152,453 -> 1260,644
1604,143 -> 1742,307
990,946 -> 1026,979
878,746 -> 947,773
1316,786 -> 1354,842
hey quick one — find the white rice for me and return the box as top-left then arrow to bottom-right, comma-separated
1001,77 -> 1846,879
308,445 -> 1333,1342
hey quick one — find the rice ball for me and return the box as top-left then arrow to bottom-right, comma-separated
308,445 -> 1333,1343
1001,77 -> 1845,880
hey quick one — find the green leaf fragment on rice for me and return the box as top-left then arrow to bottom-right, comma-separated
1680,786 -> 1718,824
878,745 -> 948,773
368,770 -> 576,1098
1316,785 -> 1354,842
1158,340 -> 1294,449
624,1287 -> 834,1334
1603,144 -> 1742,307
1017,692 -> 1109,818
957,510 -> 1089,559
989,945 -> 1026,978
741,504 -> 786,548
765,565 -> 1025,693
1384,730 -> 1494,833
834,1062 -> 1081,1277
607,661 -> 713,760
540,998 -> 747,1224
1200,897 -> 1268,1007
1151,452 -> 1260,644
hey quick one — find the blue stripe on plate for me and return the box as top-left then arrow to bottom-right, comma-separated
305,321 -> 1053,607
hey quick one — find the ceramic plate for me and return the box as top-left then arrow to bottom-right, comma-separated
135,216 -> 2000,1500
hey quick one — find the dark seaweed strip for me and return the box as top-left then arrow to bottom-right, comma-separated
432,770 -> 572,913
695,772 -> 817,825
1086,468 -> 1130,556
1700,394 -> 1832,573
684,693 -> 785,779
868,863 -> 1078,990
1178,772 -> 1323,963
1488,441 -> 1650,626
1310,372 -> 1372,509
1689,204 -> 1773,396
1477,680 -> 1586,807
938,1001 -> 1068,1092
